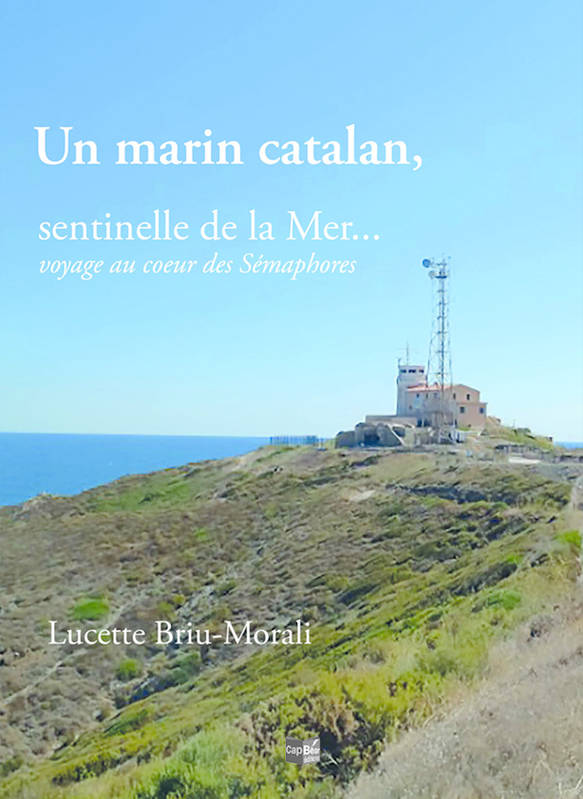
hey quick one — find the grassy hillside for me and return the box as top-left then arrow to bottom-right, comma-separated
348,598 -> 583,798
0,442 -> 581,798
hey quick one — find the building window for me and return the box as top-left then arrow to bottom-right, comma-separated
479,407 -> 485,414
400,369 -> 406,373
416,393 -> 420,398
408,369 -> 416,373
466,393 -> 470,400
453,393 -> 456,399
460,406 -> 466,414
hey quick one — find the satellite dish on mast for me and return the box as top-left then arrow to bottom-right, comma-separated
422,258 -> 432,268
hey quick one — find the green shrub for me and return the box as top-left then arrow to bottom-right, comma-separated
193,527 -> 209,541
487,589 -> 522,611
557,530 -> 582,552
0,754 -> 23,778
157,652 -> 203,689
133,726 -> 268,799
106,708 -> 151,737
72,596 -> 109,621
157,600 -> 175,618
116,658 -> 142,682
170,593 -> 186,607
216,578 -> 236,596
323,574 -> 349,592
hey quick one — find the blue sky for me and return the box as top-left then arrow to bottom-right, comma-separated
1,0 -> 582,441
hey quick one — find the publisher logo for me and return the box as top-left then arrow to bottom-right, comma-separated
285,735 -> 320,766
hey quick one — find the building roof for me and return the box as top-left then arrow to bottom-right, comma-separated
450,384 -> 481,394
405,383 -> 481,394
405,383 -> 444,393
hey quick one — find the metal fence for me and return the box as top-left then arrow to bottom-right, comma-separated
269,435 -> 323,447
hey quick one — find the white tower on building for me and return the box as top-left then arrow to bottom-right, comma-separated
396,362 -> 427,416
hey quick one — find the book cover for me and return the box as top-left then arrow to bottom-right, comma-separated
1,3 -> 582,798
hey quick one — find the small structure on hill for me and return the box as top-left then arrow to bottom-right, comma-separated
335,418 -> 419,449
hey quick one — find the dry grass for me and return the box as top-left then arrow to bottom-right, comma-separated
347,594 -> 583,799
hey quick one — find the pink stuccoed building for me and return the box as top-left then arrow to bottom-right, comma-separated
403,383 -> 487,429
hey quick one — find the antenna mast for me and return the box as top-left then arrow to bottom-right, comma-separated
422,257 -> 453,438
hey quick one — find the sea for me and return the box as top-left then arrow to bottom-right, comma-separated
0,433 -> 270,507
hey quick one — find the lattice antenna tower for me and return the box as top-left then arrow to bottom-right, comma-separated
422,256 -> 453,411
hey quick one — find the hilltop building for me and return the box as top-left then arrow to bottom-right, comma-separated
335,361 -> 488,448
335,255 -> 489,448
367,361 -> 487,429
403,381 -> 487,428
